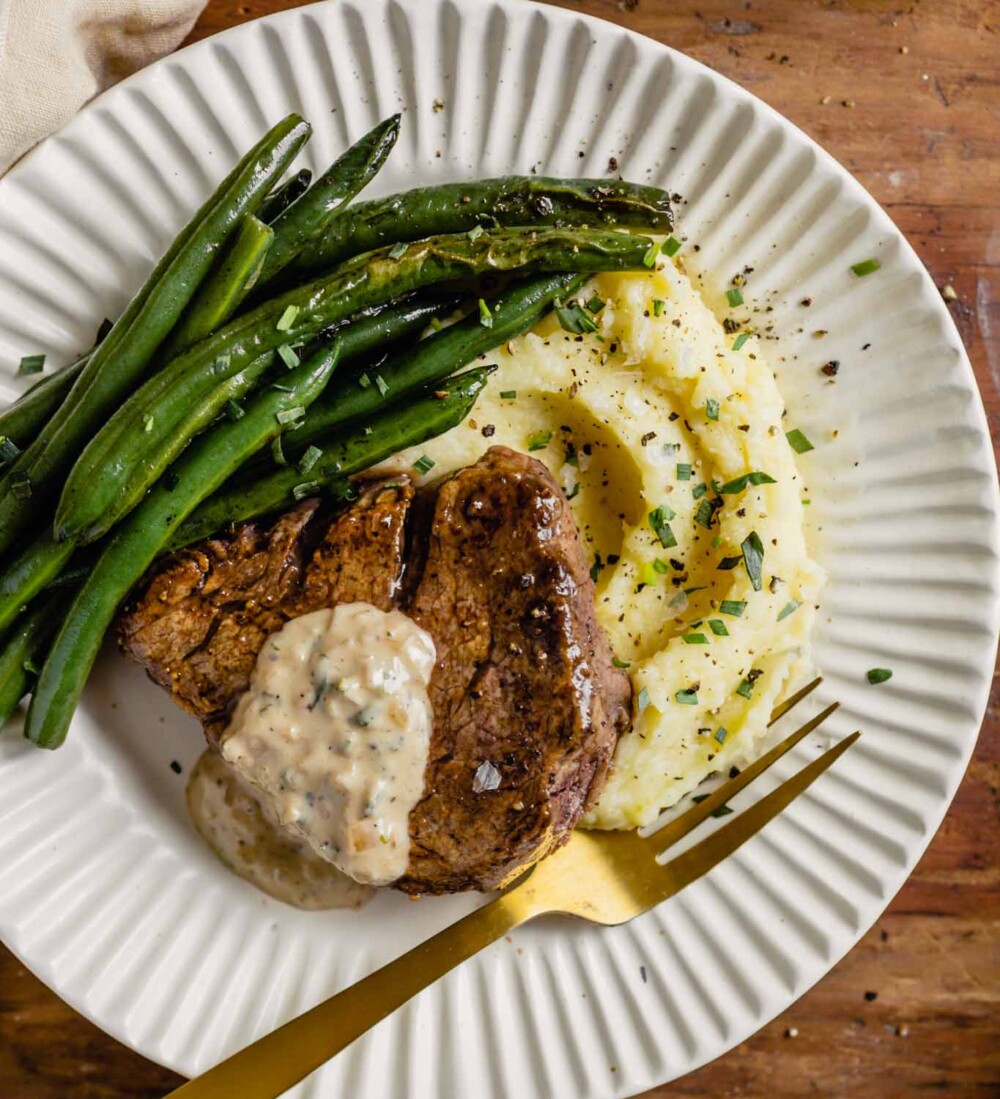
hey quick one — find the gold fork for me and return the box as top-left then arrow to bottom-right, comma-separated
167,678 -> 856,1099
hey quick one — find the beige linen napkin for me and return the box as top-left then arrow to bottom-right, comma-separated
0,0 -> 208,173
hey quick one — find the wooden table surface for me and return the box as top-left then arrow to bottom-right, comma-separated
2,1 -> 997,1096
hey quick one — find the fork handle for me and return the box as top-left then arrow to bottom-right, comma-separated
165,888 -> 539,1099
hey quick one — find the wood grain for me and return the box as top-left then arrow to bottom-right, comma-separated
2,1 -> 998,1097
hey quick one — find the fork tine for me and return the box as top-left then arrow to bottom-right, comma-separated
647,701 -> 840,857
768,675 -> 822,727
651,731 -> 861,904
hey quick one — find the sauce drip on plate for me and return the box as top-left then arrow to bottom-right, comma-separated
186,749 -> 373,910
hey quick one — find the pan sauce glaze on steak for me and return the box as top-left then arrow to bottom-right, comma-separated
120,447 -> 632,894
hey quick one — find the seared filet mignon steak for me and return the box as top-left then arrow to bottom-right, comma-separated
119,447 -> 632,893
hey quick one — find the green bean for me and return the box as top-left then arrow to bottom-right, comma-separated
257,168 -> 312,223
55,227 -> 651,545
281,272 -> 586,455
281,176 -> 672,285
55,293 -> 456,547
168,365 -> 492,551
0,591 -> 63,728
0,113 -> 312,557
58,347 -> 281,545
25,342 -> 340,750
255,114 -> 401,288
0,530 -> 78,635
157,215 -> 274,361
331,294 -> 459,359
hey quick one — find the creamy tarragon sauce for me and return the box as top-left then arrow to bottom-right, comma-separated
218,603 -> 436,887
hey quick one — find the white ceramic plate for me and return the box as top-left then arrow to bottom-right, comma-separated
0,2 -> 997,1095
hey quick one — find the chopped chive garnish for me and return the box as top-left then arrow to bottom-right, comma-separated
388,242 -> 408,259
586,295 -> 605,314
718,555 -> 742,570
661,235 -> 682,257
720,599 -> 747,617
692,793 -> 733,818
412,454 -> 436,475
676,462 -> 692,481
271,435 -> 287,466
714,726 -> 728,744
9,471 -> 31,499
652,299 -> 666,317
358,372 -> 372,389
275,304 -> 299,332
590,552 -> 605,583
785,428 -> 814,454
851,257 -> 881,277
708,619 -> 729,636
554,297 -> 599,335
499,389 -> 517,399
224,399 -> 244,422
675,688 -> 699,705
374,374 -> 389,397
692,482 -> 708,500
741,531 -> 764,591
276,343 -> 300,370
706,398 -> 719,421
478,298 -> 493,328
777,599 -> 802,621
732,332 -> 751,351
683,633 -> 708,645
0,436 -> 19,465
467,224 -> 484,241
649,505 -> 678,548
298,445 -> 322,474
637,687 -> 651,712
292,481 -> 320,501
719,471 -> 777,494
736,677 -> 754,699
652,557 -> 669,574
275,406 -> 305,425
867,667 -> 893,684
142,413 -> 155,433
643,242 -> 659,267
18,354 -> 45,375
527,430 -> 552,451
694,499 -> 716,530
612,656 -> 631,669
725,287 -> 744,308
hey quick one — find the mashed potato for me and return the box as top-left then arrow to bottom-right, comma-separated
390,255 -> 824,830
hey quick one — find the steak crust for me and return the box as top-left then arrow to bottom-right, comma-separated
401,447 -> 629,891
119,448 -> 631,893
